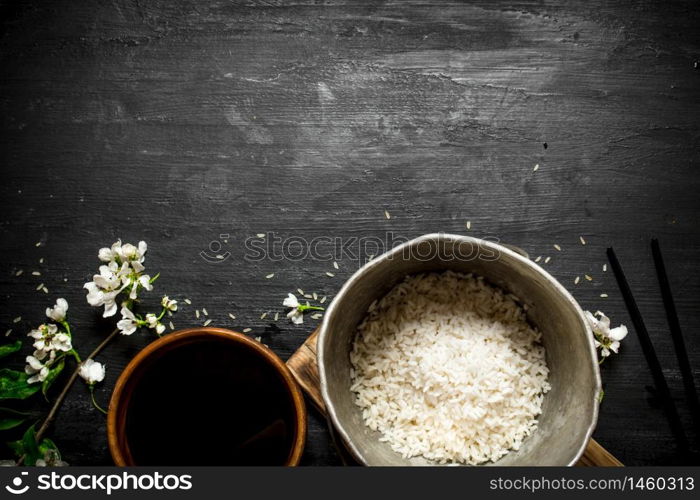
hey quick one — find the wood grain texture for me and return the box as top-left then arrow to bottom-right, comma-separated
0,0 -> 698,465
287,328 -> 623,466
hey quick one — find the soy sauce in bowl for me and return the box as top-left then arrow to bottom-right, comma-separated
108,329 -> 306,466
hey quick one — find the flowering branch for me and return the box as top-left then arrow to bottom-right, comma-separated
1,239 -> 178,466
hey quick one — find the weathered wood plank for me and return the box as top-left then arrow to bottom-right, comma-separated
0,0 -> 698,465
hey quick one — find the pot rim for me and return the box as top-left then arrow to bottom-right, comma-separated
107,327 -> 307,466
318,232 -> 601,466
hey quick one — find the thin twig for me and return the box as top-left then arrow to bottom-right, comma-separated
17,327 -> 120,465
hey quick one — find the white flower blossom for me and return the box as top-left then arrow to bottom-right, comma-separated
78,359 -> 105,385
28,324 -> 57,351
84,261 -> 130,317
84,283 -> 121,318
87,240 -> 153,314
25,350 -> 55,384
117,241 -> 147,263
283,293 -> 304,325
283,293 -> 299,309
98,239 -> 124,263
117,307 -> 139,335
93,262 -> 129,290
50,332 -> 72,352
129,274 -> 153,300
45,298 -> 68,322
145,313 -> 165,335
161,296 -> 178,312
585,310 -> 628,359
27,324 -> 72,353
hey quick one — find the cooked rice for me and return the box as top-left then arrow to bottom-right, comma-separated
350,271 -> 550,465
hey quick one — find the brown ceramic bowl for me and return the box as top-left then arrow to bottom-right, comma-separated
107,327 -> 306,466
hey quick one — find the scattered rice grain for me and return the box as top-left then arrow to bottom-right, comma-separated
266,273 -> 275,279
13,317 -> 21,323
326,272 -> 335,277
203,319 -> 212,326
243,328 -> 252,333
585,274 -> 593,281
579,236 -> 586,245
228,313 -> 236,320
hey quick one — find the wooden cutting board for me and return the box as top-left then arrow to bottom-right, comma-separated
286,329 -> 623,467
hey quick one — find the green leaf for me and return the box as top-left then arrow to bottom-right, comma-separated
0,407 -> 33,430
7,437 -> 23,456
8,424 -> 40,464
0,417 -> 26,431
38,437 -> 58,456
0,340 -> 22,359
0,407 -> 31,417
0,369 -> 41,400
22,425 -> 40,465
41,359 -> 65,398
38,437 -> 62,465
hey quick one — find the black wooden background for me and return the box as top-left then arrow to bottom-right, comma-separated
1,0 -> 699,466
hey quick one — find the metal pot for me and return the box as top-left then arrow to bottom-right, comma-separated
318,233 -> 600,465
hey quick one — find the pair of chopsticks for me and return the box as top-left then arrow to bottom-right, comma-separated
607,241 -> 699,456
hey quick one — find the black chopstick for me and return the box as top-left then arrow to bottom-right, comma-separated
606,247 -> 689,454
651,238 -> 700,432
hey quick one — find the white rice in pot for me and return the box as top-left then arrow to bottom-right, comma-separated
349,271 -> 551,465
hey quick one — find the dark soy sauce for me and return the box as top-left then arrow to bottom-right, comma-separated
125,339 -> 296,465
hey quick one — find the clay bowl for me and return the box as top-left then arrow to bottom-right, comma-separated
108,327 -> 306,466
